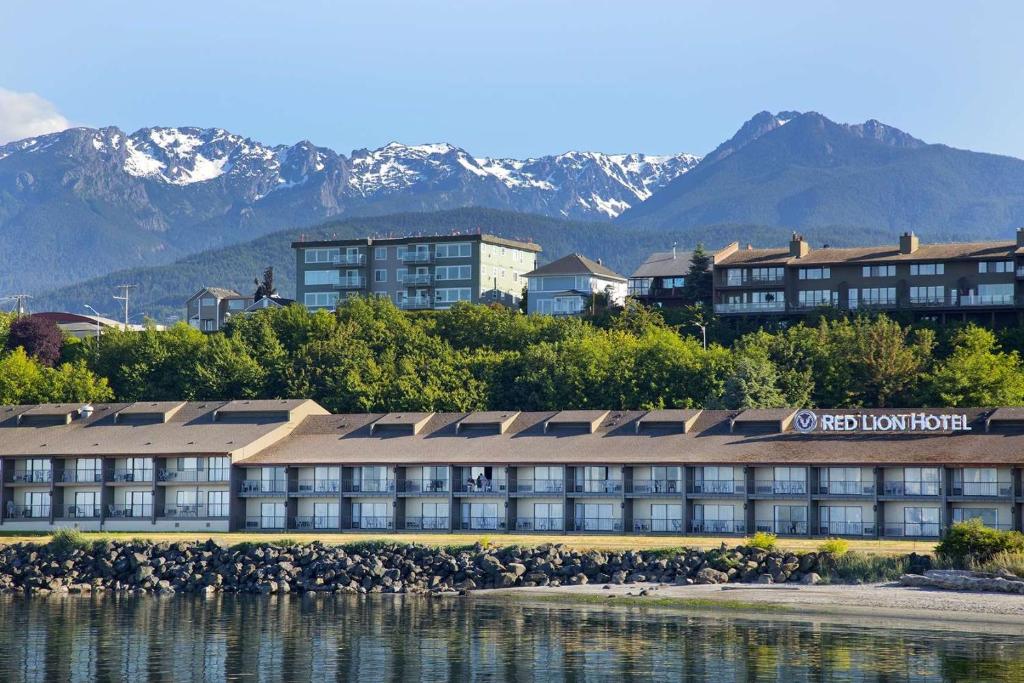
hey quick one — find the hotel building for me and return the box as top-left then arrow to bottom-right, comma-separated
292,234 -> 541,312
2,402 -> 1022,539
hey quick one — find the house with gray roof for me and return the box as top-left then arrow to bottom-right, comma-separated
628,249 -> 693,307
185,287 -> 253,332
524,254 -> 627,316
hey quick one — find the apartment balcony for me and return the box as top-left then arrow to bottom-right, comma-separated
631,518 -> 684,533
111,469 -> 153,483
856,297 -> 898,309
458,517 -> 507,531
960,294 -> 1015,307
342,479 -> 395,495
403,516 -> 450,531
348,516 -> 394,530
239,480 -> 287,497
291,515 -> 339,530
453,481 -> 507,496
400,251 -> 434,264
332,253 -> 366,266
6,505 -> 51,519
509,479 -> 564,496
61,504 -> 102,519
513,517 -> 564,532
881,482 -> 940,497
10,471 -> 53,485
158,469 -> 228,483
107,504 -> 153,519
689,520 -> 746,534
567,481 -> 623,496
244,516 -> 285,531
753,480 -> 808,496
571,518 -> 624,533
334,277 -> 367,290
58,469 -> 104,484
755,520 -> 809,535
949,482 -> 1013,498
882,522 -> 941,538
721,273 -> 785,287
625,479 -> 682,496
814,481 -> 875,496
815,522 -> 876,537
689,480 -> 746,495
398,297 -> 433,310
714,301 -> 786,314
163,504 -> 227,519
401,273 -> 434,286
289,479 -> 341,496
396,479 -> 449,495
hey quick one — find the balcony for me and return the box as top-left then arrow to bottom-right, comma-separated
244,516 -> 285,530
722,273 -> 785,287
513,517 -> 564,532
332,253 -> 366,266
626,480 -> 682,496
397,479 -> 449,495
398,297 -> 433,310
453,481 -> 507,496
950,482 -> 1014,498
856,297 -> 898,309
343,479 -> 395,495
960,294 -> 1015,307
714,301 -> 786,314
567,481 -> 623,496
754,480 -> 808,496
335,277 -> 367,289
689,520 -> 746,534
59,469 -> 104,484
401,273 -> 433,286
240,480 -> 287,497
571,518 -> 623,532
882,482 -> 940,497
289,479 -> 341,496
403,516 -> 450,530
62,504 -> 101,519
158,469 -> 229,483
163,504 -> 227,519
348,516 -> 394,530
632,518 -> 684,533
107,504 -> 153,519
816,522 -> 875,537
400,251 -> 433,264
690,480 -> 746,495
292,515 -> 339,530
509,479 -> 564,495
755,520 -> 809,535
11,471 -> 52,484
815,481 -> 874,496
6,505 -> 51,519
112,469 -> 153,483
882,522 -> 941,538
458,517 -> 507,531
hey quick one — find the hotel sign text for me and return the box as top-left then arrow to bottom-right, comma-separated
793,409 -> 971,434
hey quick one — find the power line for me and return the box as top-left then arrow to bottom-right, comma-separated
0,294 -> 32,315
112,284 -> 137,330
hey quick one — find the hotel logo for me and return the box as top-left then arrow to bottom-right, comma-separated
792,410 -> 971,434
794,409 -> 818,434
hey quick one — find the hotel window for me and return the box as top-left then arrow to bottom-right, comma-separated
208,457 -> 229,482
819,467 -> 863,495
979,260 -> 1014,273
533,466 -> 563,493
798,290 -> 837,307
353,502 -> 390,529
260,502 -> 285,529
861,264 -> 895,277
859,287 -> 896,305
75,458 -> 102,482
533,503 -> 563,531
910,263 -> 944,276
20,458 -> 51,482
952,507 -> 998,527
125,458 -> 152,481
693,504 -> 736,533
574,503 -> 615,531
374,269 -> 387,283
902,467 -> 940,496
422,466 -> 448,491
910,286 -> 944,303
314,502 -> 339,529
798,267 -> 830,280
772,467 -> 807,495
435,242 -> 471,258
819,506 -> 864,535
904,507 -> 940,536
374,247 -> 387,261
25,491 -> 51,518
74,491 -> 99,517
436,265 -> 472,281
695,466 -> 736,494
772,506 -> 807,534
313,467 -> 341,493
650,466 -> 681,492
576,466 -> 613,493
421,502 -> 448,529
953,467 -> 999,496
435,288 -> 472,306
648,504 -> 682,532
463,502 -> 499,530
207,491 -> 228,517
358,466 -> 390,492
261,467 -> 286,494
303,292 -> 339,309
303,269 -> 339,286
628,277 -> 652,296
175,490 -> 197,513
126,490 -> 152,517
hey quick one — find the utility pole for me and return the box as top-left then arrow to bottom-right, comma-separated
113,284 -> 137,331
2,294 -> 31,315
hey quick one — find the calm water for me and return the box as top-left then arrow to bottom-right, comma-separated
0,594 -> 1021,681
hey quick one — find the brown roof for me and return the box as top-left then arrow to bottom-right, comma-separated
525,254 -> 626,281
717,240 -> 1019,267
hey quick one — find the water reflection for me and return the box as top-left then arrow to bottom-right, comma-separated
0,594 -> 1021,681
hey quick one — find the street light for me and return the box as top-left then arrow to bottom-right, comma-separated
693,322 -> 707,350
83,305 -> 102,340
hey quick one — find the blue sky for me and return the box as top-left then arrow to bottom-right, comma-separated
1,1 -> 1023,158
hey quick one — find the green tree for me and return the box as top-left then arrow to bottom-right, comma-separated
0,348 -> 45,404
926,326 -> 1024,406
682,243 -> 713,306
715,349 -> 788,409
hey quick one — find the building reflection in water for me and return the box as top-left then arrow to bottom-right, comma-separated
0,594 -> 1021,681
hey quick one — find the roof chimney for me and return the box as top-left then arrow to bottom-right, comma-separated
1017,228 -> 1024,249
899,231 -> 919,254
789,232 -> 809,258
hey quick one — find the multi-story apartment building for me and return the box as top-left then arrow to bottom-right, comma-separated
186,287 -> 253,331
712,230 -> 1024,323
524,253 -> 627,315
292,234 -> 541,312
3,402 -> 1022,539
627,250 -> 691,308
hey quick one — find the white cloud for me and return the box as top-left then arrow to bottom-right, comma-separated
0,88 -> 71,144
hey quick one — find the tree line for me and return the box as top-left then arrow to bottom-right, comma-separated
4,298 -> 1024,411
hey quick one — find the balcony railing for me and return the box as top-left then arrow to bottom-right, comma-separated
714,301 -> 786,314
883,482 -> 940,496
332,253 -> 365,266
403,516 -> 450,530
6,505 -> 51,519
397,479 -> 449,494
632,518 -> 684,533
626,480 -> 682,495
458,517 -> 506,531
401,273 -> 433,286
513,517 -> 564,531
292,516 -> 339,530
882,522 -> 941,538
755,520 -> 809,535
400,251 -> 433,264
754,480 -> 808,495
567,481 -> 623,495
960,294 -> 1015,307
690,480 -> 746,495
816,481 -> 874,496
12,471 -> 52,484
398,297 -> 433,310
509,479 -> 564,494
572,518 -> 623,532
63,504 -> 101,519
453,481 -> 507,495
723,273 -> 785,286
158,469 -> 229,483
107,504 -> 153,518
950,482 -> 1013,497
335,277 -> 367,289
690,520 -> 746,534
289,479 -> 341,496
245,516 -> 285,530
112,469 -> 153,483
816,522 -> 875,537
164,504 -> 228,518
343,479 -> 395,494
240,480 -> 287,496
349,516 -> 393,530
60,469 -> 103,484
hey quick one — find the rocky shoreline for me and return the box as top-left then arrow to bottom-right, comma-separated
0,540 -> 894,596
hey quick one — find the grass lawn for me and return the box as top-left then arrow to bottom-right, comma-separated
0,531 -> 935,555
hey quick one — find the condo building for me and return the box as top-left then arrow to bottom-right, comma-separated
292,234 -> 541,311
711,230 -> 1024,323
2,402 -> 1022,539
627,249 -> 691,308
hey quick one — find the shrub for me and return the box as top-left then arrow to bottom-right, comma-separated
747,531 -> 777,550
936,519 -> 1024,567
818,538 -> 850,557
48,528 -> 90,554
823,552 -> 908,583
273,537 -> 300,548
976,551 -> 1024,578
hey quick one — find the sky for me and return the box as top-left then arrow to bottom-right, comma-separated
1,1 -> 1023,158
